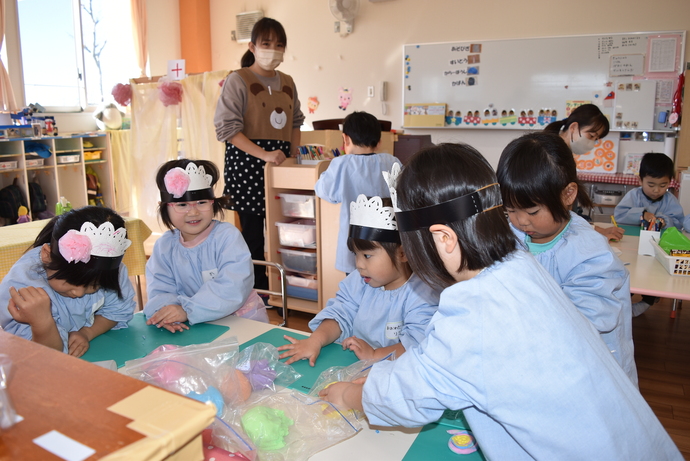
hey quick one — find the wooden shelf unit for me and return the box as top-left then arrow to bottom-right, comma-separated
265,158 -> 345,314
0,133 -> 115,220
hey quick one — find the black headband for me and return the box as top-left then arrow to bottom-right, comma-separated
395,183 -> 500,232
160,188 -> 215,203
51,240 -> 124,270
349,225 -> 401,244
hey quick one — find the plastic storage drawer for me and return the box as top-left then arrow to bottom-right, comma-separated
279,248 -> 317,274
276,219 -> 316,248
279,193 -> 316,218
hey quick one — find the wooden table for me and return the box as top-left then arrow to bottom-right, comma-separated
0,331 -> 215,460
0,216 -> 151,307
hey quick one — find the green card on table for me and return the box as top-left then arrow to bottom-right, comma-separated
403,410 -> 486,460
239,328 -> 359,394
81,313 -> 229,367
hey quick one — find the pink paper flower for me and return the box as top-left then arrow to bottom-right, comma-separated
158,81 -> 183,106
111,83 -> 132,107
164,167 -> 190,198
58,230 -> 92,264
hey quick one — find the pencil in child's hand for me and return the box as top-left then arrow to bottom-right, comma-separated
610,216 -> 618,227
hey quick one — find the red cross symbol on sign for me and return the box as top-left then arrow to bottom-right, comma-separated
172,64 -> 183,77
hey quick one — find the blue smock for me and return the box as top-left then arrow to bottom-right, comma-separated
512,212 -> 637,385
0,247 -> 135,352
309,272 -> 438,351
614,187 -> 684,229
362,251 -> 681,460
144,221 -> 255,324
314,153 -> 401,273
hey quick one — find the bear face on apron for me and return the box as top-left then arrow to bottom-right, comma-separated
224,68 -> 296,217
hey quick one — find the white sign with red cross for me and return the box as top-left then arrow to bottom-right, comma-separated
167,60 -> 186,81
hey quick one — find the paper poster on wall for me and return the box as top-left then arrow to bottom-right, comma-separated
609,54 -> 644,77
648,37 -> 678,72
613,80 -> 655,130
574,133 -> 620,173
404,103 -> 447,127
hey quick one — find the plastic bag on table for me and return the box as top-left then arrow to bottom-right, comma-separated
308,353 -> 395,398
0,354 -> 20,431
220,389 -> 361,461
658,226 -> 690,255
235,342 -> 302,392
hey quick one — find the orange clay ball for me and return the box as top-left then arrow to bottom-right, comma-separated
220,368 -> 252,404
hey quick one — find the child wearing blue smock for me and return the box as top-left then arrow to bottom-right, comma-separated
615,152 -> 684,316
497,132 -> 637,386
320,146 -> 682,460
0,206 -> 135,357
314,111 -> 401,274
277,194 -> 438,366
144,160 -> 267,333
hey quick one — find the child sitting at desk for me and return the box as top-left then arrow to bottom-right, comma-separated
314,111 -> 401,274
144,159 -> 267,333
277,194 -> 438,366
614,152 -> 685,316
320,144 -> 682,460
496,132 -> 636,385
0,206 -> 135,357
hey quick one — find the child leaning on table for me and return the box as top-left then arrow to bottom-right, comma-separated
144,159 -> 267,333
496,132 -> 637,386
320,145 -> 682,461
0,206 -> 135,357
314,111 -> 401,274
614,152 -> 684,316
277,194 -> 438,366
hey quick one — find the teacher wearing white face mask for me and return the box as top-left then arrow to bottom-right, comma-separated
544,104 -> 622,241
214,17 -> 304,292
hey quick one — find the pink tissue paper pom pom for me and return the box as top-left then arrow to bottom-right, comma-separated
111,83 -> 132,107
158,81 -> 183,106
58,230 -> 92,264
164,168 -> 190,198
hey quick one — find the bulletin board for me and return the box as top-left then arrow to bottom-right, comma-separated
403,31 -> 686,131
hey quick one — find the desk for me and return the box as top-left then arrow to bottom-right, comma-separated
0,330 -> 215,460
209,315 -> 421,460
609,233 -> 690,318
0,216 -> 151,307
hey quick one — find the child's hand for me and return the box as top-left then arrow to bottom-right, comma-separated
597,225 -> 625,241
319,378 -> 366,411
146,305 -> 190,333
262,149 -> 287,165
8,286 -> 52,326
277,335 -> 322,366
68,330 -> 90,357
342,336 -> 375,360
643,211 -> 657,223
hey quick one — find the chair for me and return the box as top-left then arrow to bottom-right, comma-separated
252,260 -> 288,327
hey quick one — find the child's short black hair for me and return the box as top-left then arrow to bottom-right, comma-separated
347,238 -> 409,274
497,132 -> 592,223
639,153 -> 675,180
155,159 -> 230,230
32,206 -> 126,298
396,143 -> 516,291
343,111 -> 381,149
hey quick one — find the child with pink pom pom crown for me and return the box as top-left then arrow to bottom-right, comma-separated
144,159 -> 268,333
0,206 -> 136,357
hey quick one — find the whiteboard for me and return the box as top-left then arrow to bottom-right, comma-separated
403,31 -> 685,131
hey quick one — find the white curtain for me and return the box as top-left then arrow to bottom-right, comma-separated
179,70 -> 228,168
129,79 -> 177,235
0,0 -> 17,111
130,0 -> 148,78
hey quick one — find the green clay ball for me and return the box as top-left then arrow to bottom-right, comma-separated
241,406 -> 294,451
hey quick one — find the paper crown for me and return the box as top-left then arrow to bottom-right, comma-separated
57,221 -> 131,269
348,195 -> 400,243
382,163 -> 402,212
162,162 -> 214,202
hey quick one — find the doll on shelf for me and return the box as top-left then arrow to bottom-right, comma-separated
17,206 -> 30,223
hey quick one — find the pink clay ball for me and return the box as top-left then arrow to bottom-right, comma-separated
220,368 -> 252,404
146,344 -> 186,386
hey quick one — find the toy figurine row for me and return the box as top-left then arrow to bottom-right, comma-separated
445,108 -> 559,127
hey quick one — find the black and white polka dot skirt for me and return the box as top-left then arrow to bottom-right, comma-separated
224,139 -> 291,216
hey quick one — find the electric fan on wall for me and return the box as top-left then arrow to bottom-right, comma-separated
329,0 -> 359,36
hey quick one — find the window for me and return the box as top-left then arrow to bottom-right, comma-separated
15,0 -> 138,111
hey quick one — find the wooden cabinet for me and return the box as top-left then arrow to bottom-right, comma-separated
0,133 -> 115,221
265,158 -> 346,314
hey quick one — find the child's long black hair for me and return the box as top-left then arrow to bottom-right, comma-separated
155,159 -> 230,230
497,132 -> 592,222
241,18 -> 287,68
396,143 -> 516,291
32,206 -> 126,297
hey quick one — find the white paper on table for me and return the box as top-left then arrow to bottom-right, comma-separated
33,430 -> 96,461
